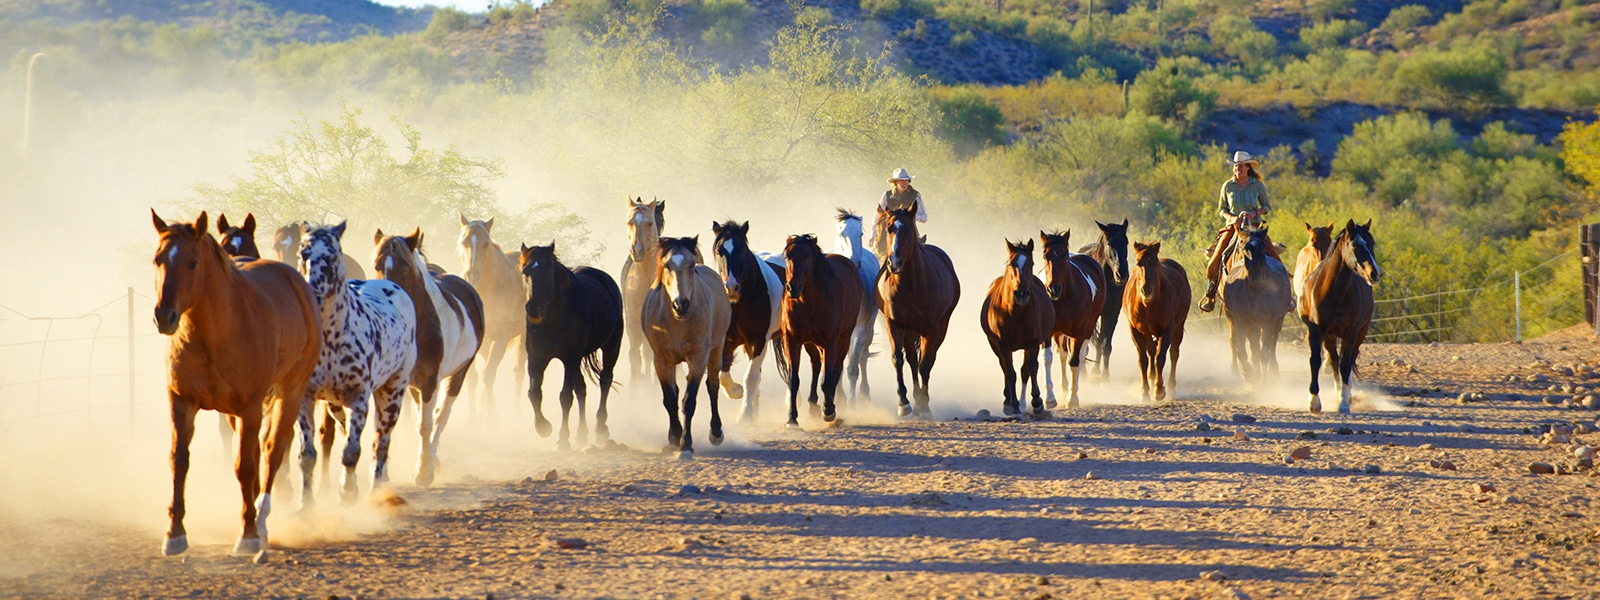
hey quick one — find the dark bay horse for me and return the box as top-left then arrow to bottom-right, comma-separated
1039,230 -> 1107,409
876,203 -> 961,417
711,220 -> 785,423
980,240 -> 1055,416
642,237 -> 731,459
1219,226 -> 1294,382
458,216 -> 527,417
1300,220 -> 1383,414
1123,241 -> 1190,402
151,210 -> 320,560
217,213 -> 260,259
519,243 -> 624,449
1076,219 -> 1129,380
778,234 -> 864,425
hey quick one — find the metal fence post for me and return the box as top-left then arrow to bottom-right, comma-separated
127,287 -> 135,432
1514,271 -> 1522,342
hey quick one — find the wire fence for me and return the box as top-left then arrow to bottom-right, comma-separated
0,288 -> 167,428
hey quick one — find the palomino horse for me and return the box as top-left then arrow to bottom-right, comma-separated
1300,220 -> 1383,414
216,213 -> 260,259
457,216 -> 527,417
1123,242 -> 1190,402
711,220 -> 785,423
1039,230 -> 1107,409
1293,222 -> 1335,308
374,229 -> 486,485
1219,226 -> 1294,381
519,243 -> 625,449
620,198 -> 667,383
980,240 -> 1055,416
272,222 -> 365,279
832,209 -> 878,403
1076,219 -> 1130,379
642,237 -> 731,459
151,210 -> 319,560
876,203 -> 961,417
778,234 -> 865,425
296,222 -> 417,506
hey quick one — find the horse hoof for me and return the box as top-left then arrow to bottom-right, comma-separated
340,488 -> 358,508
232,536 -> 262,557
823,417 -> 842,429
709,430 -> 724,446
896,404 -> 913,417
726,383 -> 745,400
1338,402 -> 1352,415
252,550 -> 269,565
784,420 -> 800,429
1309,395 -> 1323,414
161,535 -> 188,556
677,450 -> 695,461
595,425 -> 610,442
739,409 -> 756,424
414,470 -> 435,488
534,419 -> 553,438
557,440 -> 572,452
1067,399 -> 1080,410
1002,403 -> 1017,416
1045,398 -> 1058,409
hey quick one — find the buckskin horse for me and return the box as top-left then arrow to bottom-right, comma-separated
641,237 -> 730,459
710,220 -> 785,423
374,228 -> 486,484
458,215 -> 527,417
832,209 -> 879,403
1293,222 -> 1335,309
1219,226 -> 1294,382
519,242 -> 625,449
151,210 -> 319,561
1039,230 -> 1107,409
876,203 -> 961,417
1300,220 -> 1382,414
1076,219 -> 1130,380
1123,241 -> 1190,402
621,198 -> 667,384
778,234 -> 864,426
980,239 -> 1055,416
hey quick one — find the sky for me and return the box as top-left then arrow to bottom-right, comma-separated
376,0 -> 504,11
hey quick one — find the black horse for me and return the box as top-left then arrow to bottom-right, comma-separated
519,243 -> 625,450
1076,219 -> 1130,380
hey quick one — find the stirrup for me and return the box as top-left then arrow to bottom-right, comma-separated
1198,296 -> 1216,313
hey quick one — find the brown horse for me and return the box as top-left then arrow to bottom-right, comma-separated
876,203 -> 961,417
457,215 -> 527,419
151,210 -> 320,560
980,239 -> 1055,416
641,237 -> 730,459
1039,230 -> 1107,409
620,198 -> 667,384
1219,226 -> 1294,382
1123,242 -> 1190,402
216,213 -> 260,259
1292,222 -> 1335,308
1300,220 -> 1383,414
778,234 -> 864,425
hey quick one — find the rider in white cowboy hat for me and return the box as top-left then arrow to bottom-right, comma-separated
869,168 -> 928,253
1199,150 -> 1280,313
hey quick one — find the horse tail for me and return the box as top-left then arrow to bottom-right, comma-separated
581,349 -> 617,390
772,336 -> 791,386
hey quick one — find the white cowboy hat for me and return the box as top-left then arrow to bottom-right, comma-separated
1227,151 -> 1260,167
888,168 -> 914,182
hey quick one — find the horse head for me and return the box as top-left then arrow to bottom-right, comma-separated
271,222 -> 303,263
1096,219 -> 1130,285
216,212 -> 258,259
628,197 -> 665,263
519,242 -> 570,325
457,214 -> 495,263
1039,230 -> 1072,301
1240,226 -> 1270,273
298,221 -> 350,301
834,208 -> 865,255
1342,219 -> 1382,284
783,234 -> 826,300
151,210 -> 227,335
656,236 -> 700,320
883,202 -> 921,274
1131,240 -> 1163,299
712,220 -> 751,303
1005,239 -> 1036,307
374,227 -> 427,285
1305,222 -> 1335,257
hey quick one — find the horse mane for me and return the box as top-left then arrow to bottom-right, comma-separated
834,208 -> 861,222
654,237 -> 699,288
786,234 -> 832,294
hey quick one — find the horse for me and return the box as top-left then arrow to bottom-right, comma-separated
150,210 -> 319,560
519,242 -> 625,449
1300,220 -> 1383,414
641,237 -> 730,459
1039,230 -> 1107,409
980,239 -> 1056,416
1075,219 -> 1129,379
832,209 -> 878,403
620,198 -> 667,384
216,213 -> 260,259
1123,241 -> 1190,402
1219,226 -> 1294,382
373,229 -> 486,485
875,203 -> 961,417
710,220 -> 786,423
295,222 -> 417,506
1292,222 -> 1335,308
272,222 -> 365,279
457,215 -> 528,418
777,234 -> 865,425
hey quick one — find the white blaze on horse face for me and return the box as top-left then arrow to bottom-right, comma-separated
722,239 -> 735,256
167,246 -> 179,263
383,256 -> 393,272
1012,254 -> 1027,270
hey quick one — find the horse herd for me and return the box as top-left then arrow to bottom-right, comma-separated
146,200 -> 1382,561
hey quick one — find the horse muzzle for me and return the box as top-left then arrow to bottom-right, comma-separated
671,299 -> 691,320
629,248 -> 646,263
1366,265 -> 1384,284
153,308 -> 180,335
786,284 -> 802,299
725,284 -> 741,304
886,257 -> 903,274
1046,284 -> 1062,301
1013,290 -> 1032,306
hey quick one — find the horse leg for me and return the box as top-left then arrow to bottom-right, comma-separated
296,398 -> 318,512
526,356 -> 554,438
1338,336 -> 1359,414
1131,332 -> 1152,402
257,388 -> 301,558
162,394 -> 198,556
821,339 -> 847,423
511,335 -> 528,419
1024,344 -> 1044,416
427,369 -> 470,486
1067,338 -> 1085,410
627,325 -> 646,385
1153,334 -> 1172,402
706,345 -> 726,444
555,359 -> 577,451
1264,321 -> 1284,380
317,403 -> 343,494
657,356 -> 683,450
1228,319 -> 1248,381
805,344 -> 822,406
784,335 -> 804,428
231,409 -> 264,557
596,331 -> 622,443
1041,342 -> 1057,408
1168,329 -> 1183,397
889,325 -> 911,417
369,379 -> 407,491
915,333 -> 945,415
412,380 -> 438,486
217,412 -> 234,457
478,338 -> 507,418
1306,326 -> 1325,414
679,358 -> 705,460
572,359 -> 591,449
741,344 -> 765,425
903,336 -> 924,406
718,344 -> 743,400
852,310 -> 875,402
995,344 -> 1018,416
338,394 -> 369,506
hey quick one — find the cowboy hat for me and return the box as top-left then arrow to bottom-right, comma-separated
888,168 -> 914,182
1227,151 -> 1260,167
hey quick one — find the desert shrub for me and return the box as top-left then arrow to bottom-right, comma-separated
1208,15 -> 1277,71
1129,55 -> 1217,131
930,86 -> 1006,154
1389,43 -> 1511,110
1298,18 -> 1366,51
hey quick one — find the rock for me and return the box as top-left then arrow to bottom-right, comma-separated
1337,426 -> 1354,435
1076,451 -> 1088,460
1562,511 -> 1585,518
543,469 -> 559,483
734,594 -> 753,600
1290,446 -> 1313,460
1529,462 -> 1556,474
1222,588 -> 1251,600
1457,392 -> 1473,404
1429,459 -> 1457,471
1282,456 -> 1296,464
1544,396 -> 1562,406
679,484 -> 703,495
1475,483 -> 1497,493
1365,464 -> 1382,474
1083,472 -> 1100,480
1420,443 -> 1436,450
1578,386 -> 1591,394
1196,422 -> 1212,432
1199,570 -> 1229,582
621,484 -> 638,493
521,476 -> 534,485
1585,396 -> 1600,410
1231,414 -> 1257,424
976,409 -> 991,418
1574,446 -> 1596,462
1503,495 -> 1521,504
1298,431 -> 1318,440
1034,575 -> 1050,586
1233,430 -> 1249,441
551,537 -> 589,549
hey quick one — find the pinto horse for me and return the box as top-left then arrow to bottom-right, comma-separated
711,220 -> 785,423
1075,219 -> 1129,380
374,229 -> 486,484
1300,220 -> 1383,414
458,216 -> 527,416
642,237 -> 730,459
151,210 -> 319,560
1039,230 -> 1107,409
777,234 -> 864,425
519,243 -> 625,449
620,198 -> 667,384
980,240 -> 1055,416
1292,222 -> 1335,308
1123,242 -> 1190,402
876,203 -> 961,417
832,209 -> 879,403
1219,226 -> 1294,382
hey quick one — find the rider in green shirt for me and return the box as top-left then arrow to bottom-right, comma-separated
1200,151 -> 1279,312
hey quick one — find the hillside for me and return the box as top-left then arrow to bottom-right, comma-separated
0,0 -> 430,42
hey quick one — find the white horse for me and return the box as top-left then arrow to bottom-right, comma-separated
833,209 -> 879,403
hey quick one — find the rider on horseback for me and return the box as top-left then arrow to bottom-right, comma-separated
869,168 -> 927,255
1199,150 -> 1279,313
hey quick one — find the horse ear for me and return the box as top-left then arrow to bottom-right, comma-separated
712,221 -> 723,234
1305,222 -> 1313,232
654,202 -> 666,228
459,214 -> 469,227
1326,222 -> 1335,231
484,218 -> 494,232
1132,241 -> 1147,252
194,211 -> 208,237
242,214 -> 256,234
520,242 -> 530,254
1361,219 -> 1372,230
374,229 -> 385,245
217,213 -> 231,233
1150,241 -> 1161,254
151,209 -> 169,234
1024,239 -> 1034,252
1062,229 -> 1071,244
739,221 -> 750,234
1121,218 -> 1129,228
1345,218 -> 1357,231
331,221 -> 347,240
406,228 -> 423,251
1095,221 -> 1106,230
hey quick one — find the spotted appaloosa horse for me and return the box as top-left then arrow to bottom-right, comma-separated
1123,241 -> 1190,402
458,216 -> 527,416
832,209 -> 878,403
1076,219 -> 1129,380
980,239 -> 1055,417
642,237 -> 731,459
296,222 -> 417,506
519,242 -> 624,449
374,228 -> 485,485
151,211 -> 319,560
273,222 -> 365,279
876,203 -> 961,417
1300,220 -> 1382,414
710,220 -> 785,423
620,198 -> 667,383
1039,230 -> 1107,410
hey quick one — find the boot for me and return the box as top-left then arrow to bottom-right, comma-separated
1199,281 -> 1219,312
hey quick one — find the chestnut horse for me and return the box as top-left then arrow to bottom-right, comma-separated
151,210 -> 319,560
1039,230 -> 1107,409
519,243 -> 625,449
832,209 -> 879,403
458,216 -> 527,416
1292,222 -> 1335,308
620,198 -> 667,383
1123,242 -> 1190,402
1219,226 -> 1294,382
642,237 -> 730,459
876,203 -> 961,417
1076,219 -> 1130,379
778,234 -> 864,425
980,240 -> 1055,416
217,213 -> 260,259
711,220 -> 786,423
1300,220 -> 1383,414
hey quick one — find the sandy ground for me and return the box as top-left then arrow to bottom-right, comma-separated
3,325 -> 1600,600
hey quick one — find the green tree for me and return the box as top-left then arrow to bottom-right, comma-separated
1390,44 -> 1511,111
1129,56 -> 1218,131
